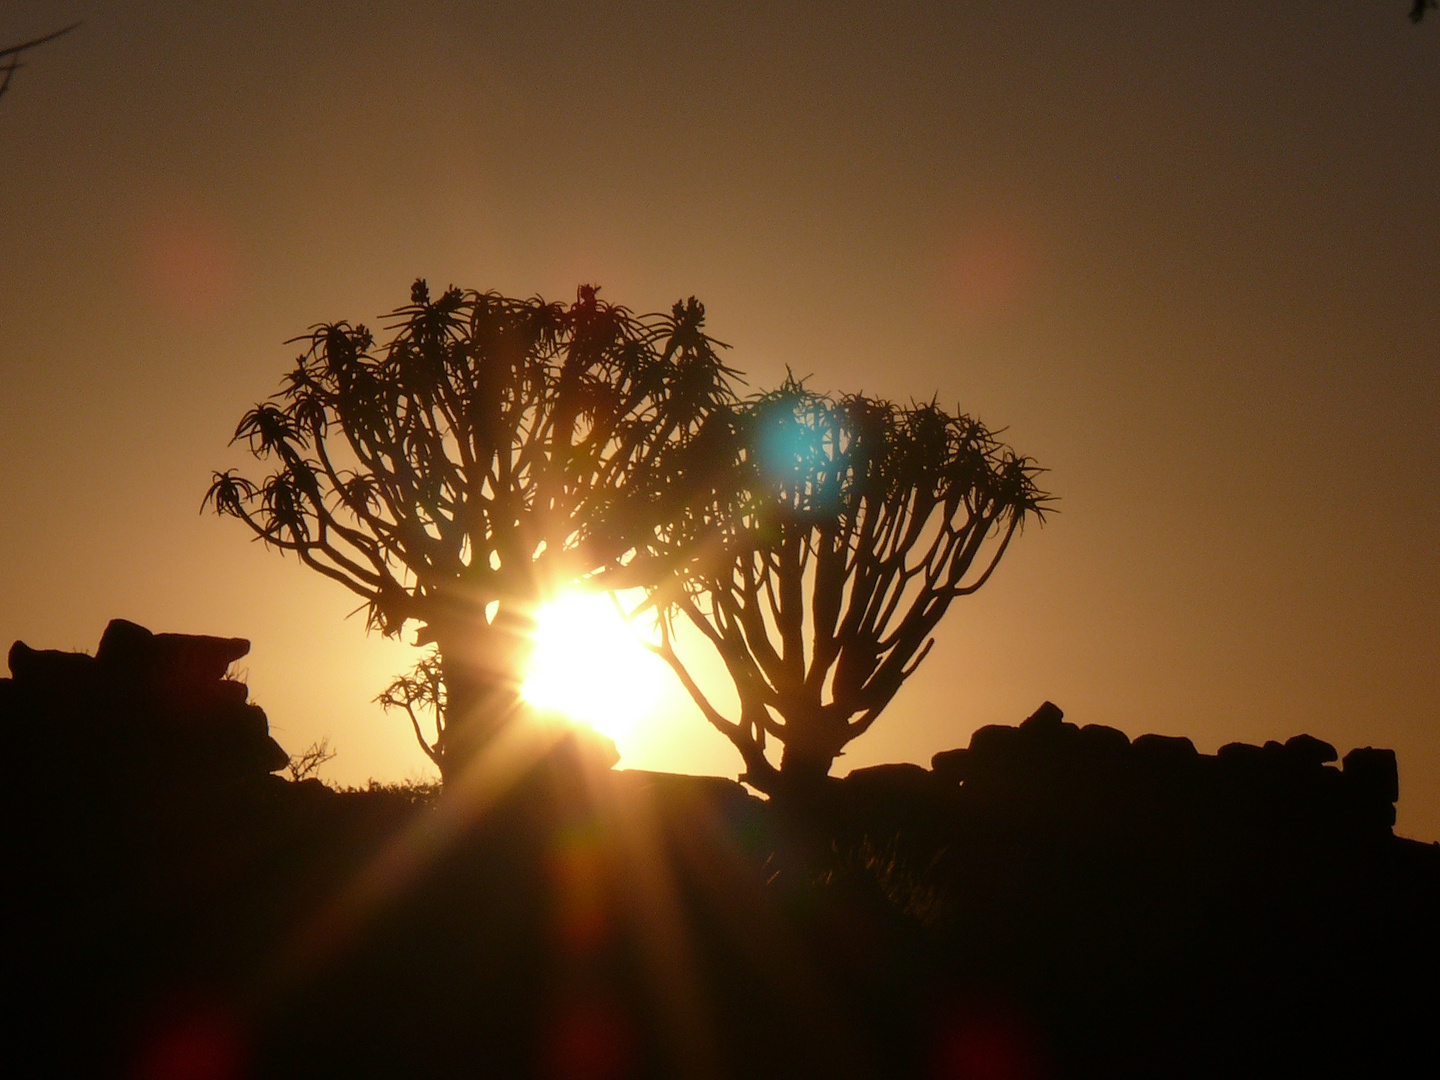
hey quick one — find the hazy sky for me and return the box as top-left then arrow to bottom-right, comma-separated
3,3 -> 1437,838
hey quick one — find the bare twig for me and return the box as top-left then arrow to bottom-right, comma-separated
287,737 -> 337,782
0,22 -> 80,102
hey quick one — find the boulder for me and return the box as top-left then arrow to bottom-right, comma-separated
1342,747 -> 1399,804
1019,700 -> 1066,735
967,724 -> 1025,760
7,640 -> 97,686
1217,741 -> 1266,767
842,762 -> 934,801
96,618 -> 250,685
930,747 -> 968,784
613,770 -> 756,816
1130,733 -> 1199,768
1284,733 -> 1338,768
1077,723 -> 1130,757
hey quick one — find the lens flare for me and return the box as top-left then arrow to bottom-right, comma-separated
138,202 -> 243,320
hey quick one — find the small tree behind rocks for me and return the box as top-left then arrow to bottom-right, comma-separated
286,737 -> 336,783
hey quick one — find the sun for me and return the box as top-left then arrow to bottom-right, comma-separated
520,590 -> 667,745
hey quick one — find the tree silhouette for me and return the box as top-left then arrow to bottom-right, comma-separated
647,379 -> 1047,794
0,23 -> 79,103
208,281 -> 735,776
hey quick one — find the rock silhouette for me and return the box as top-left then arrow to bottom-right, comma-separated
4,633 -> 1436,1079
914,701 -> 1402,841
2,618 -> 288,789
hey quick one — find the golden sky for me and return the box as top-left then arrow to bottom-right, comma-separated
3,3 -> 1437,838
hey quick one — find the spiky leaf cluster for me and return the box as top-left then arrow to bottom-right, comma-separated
207,282 -> 736,643
650,376 -> 1049,783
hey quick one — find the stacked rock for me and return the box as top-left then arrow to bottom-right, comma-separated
922,701 -> 1400,839
0,618 -> 288,791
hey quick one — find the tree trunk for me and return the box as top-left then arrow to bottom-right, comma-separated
434,659 -> 510,782
433,606 -> 536,783
773,708 -> 849,797
777,741 -> 838,787
718,699 -> 850,798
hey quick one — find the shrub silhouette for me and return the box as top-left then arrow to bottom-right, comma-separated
645,377 -> 1047,793
208,281 -> 735,777
286,735 -> 336,782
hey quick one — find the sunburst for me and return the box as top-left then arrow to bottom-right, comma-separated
521,591 -> 667,746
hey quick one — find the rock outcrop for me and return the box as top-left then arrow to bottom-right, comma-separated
1,618 -> 289,789
921,700 -> 1402,838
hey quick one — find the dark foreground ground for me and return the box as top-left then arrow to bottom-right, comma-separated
5,621 -> 1438,1079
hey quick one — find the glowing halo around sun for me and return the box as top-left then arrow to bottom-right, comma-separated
520,591 -> 667,746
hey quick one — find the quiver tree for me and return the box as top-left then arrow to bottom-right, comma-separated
647,378 -> 1048,794
207,281 -> 736,777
